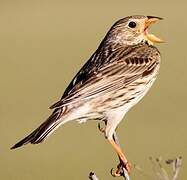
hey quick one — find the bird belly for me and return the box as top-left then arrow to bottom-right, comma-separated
91,75 -> 158,115
69,68 -> 159,124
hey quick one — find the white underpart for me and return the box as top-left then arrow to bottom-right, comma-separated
55,71 -> 158,140
68,104 -> 91,122
42,104 -> 93,140
104,76 -> 157,140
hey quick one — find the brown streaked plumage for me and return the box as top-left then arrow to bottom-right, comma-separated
11,15 -> 163,177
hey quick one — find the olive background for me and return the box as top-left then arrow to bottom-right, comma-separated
0,0 -> 186,179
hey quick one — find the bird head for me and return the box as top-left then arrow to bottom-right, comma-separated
110,15 -> 164,46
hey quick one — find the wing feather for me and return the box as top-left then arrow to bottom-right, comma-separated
50,45 -> 160,109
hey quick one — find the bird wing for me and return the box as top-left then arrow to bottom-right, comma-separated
50,45 -> 160,109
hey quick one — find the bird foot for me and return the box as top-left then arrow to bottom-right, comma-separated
111,161 -> 131,177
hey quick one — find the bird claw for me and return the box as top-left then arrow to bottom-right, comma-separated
110,162 -> 131,178
121,161 -> 131,175
110,166 -> 123,177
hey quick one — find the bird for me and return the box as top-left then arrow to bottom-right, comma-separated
11,15 -> 163,176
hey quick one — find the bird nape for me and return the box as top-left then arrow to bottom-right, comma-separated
11,15 -> 163,177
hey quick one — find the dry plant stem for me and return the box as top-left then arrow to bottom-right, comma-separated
134,164 -> 155,179
157,159 -> 169,180
149,157 -> 170,180
135,156 -> 182,180
172,159 -> 181,180
169,156 -> 182,180
89,172 -> 99,180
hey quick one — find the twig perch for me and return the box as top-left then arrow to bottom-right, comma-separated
89,172 -> 99,180
134,156 -> 182,180
166,156 -> 182,180
88,122 -> 182,180
88,156 -> 182,180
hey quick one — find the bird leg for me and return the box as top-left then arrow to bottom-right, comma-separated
98,122 -> 131,177
108,137 -> 131,177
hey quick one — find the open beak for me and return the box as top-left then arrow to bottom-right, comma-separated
144,16 -> 164,45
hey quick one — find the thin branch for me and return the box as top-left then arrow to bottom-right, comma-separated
135,156 -> 182,180
172,156 -> 182,180
89,172 -> 99,180
166,156 -> 182,180
150,157 -> 170,180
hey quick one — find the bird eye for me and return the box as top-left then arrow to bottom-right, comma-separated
128,21 -> 136,28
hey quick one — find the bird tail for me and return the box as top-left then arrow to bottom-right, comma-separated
11,109 -> 65,149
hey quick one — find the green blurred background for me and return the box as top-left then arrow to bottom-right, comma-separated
0,0 -> 186,179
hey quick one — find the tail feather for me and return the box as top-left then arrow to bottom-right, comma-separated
11,110 -> 64,149
10,129 -> 38,149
